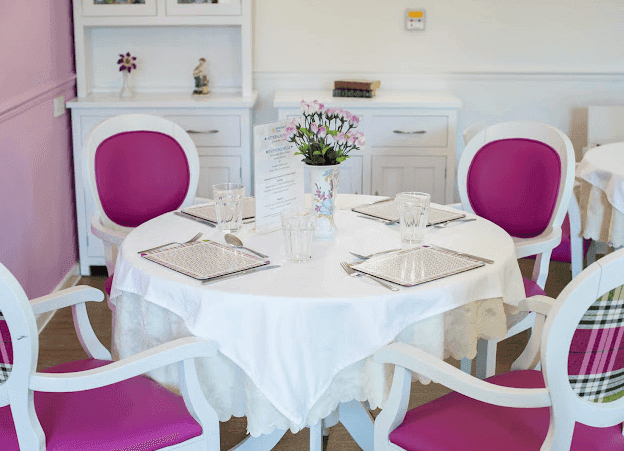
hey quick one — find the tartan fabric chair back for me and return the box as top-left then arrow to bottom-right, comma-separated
0,312 -> 13,384
542,248 -> 624,431
568,285 -> 624,403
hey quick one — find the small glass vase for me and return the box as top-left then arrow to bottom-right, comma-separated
307,163 -> 340,240
120,71 -> 133,100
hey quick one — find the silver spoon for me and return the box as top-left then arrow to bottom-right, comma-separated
224,234 -> 269,259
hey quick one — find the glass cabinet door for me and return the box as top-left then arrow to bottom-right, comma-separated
165,0 -> 241,16
82,0 -> 157,17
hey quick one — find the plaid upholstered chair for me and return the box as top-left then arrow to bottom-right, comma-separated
0,262 -> 220,450
373,247 -> 624,451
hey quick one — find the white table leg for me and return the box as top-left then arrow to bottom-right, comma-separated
229,428 -> 287,451
310,420 -> 323,451
338,400 -> 374,451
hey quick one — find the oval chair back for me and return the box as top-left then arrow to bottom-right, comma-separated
83,114 -> 200,235
541,248 -> 624,447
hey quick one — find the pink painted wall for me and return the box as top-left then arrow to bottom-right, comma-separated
0,0 -> 78,298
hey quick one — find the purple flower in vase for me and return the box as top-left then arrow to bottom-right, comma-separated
350,115 -> 360,126
300,100 -> 310,114
347,134 -> 357,145
336,132 -> 347,144
310,122 -> 319,134
285,125 -> 296,138
318,125 -> 327,139
118,52 -> 137,73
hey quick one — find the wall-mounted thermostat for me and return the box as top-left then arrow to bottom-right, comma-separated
405,9 -> 425,31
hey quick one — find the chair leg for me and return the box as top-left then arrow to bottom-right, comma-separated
532,251 -> 552,289
475,339 -> 497,379
460,357 -> 472,375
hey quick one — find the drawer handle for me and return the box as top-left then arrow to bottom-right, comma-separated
393,130 -> 427,135
186,129 -> 219,134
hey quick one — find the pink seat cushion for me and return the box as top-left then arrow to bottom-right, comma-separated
0,359 -> 202,451
467,138 -> 561,238
523,276 -> 546,297
95,131 -> 190,227
389,369 -> 624,451
104,274 -> 114,295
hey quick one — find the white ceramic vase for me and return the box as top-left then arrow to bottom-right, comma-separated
307,163 -> 340,240
120,71 -> 132,100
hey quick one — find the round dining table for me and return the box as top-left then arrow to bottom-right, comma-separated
109,194 -> 525,451
577,142 -> 624,248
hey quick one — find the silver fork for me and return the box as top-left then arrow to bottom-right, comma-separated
137,232 -> 203,254
340,262 -> 399,291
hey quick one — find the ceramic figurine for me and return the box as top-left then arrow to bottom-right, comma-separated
193,58 -> 210,95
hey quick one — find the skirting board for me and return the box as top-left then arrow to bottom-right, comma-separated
34,263 -> 81,332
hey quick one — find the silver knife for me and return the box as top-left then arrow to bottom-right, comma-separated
174,211 -> 216,227
428,244 -> 494,264
202,265 -> 280,285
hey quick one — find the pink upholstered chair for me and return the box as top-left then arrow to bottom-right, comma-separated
83,113 -> 202,296
0,262 -> 220,451
374,247 -> 624,451
457,122 -> 576,379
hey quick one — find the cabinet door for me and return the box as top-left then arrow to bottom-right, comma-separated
371,156 -> 446,203
197,155 -> 242,198
82,0 -> 157,17
165,0 -> 241,16
302,156 -> 363,195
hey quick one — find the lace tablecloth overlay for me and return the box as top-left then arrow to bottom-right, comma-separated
111,195 -> 525,437
577,143 -> 624,248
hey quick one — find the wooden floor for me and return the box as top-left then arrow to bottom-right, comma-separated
36,259 -> 573,450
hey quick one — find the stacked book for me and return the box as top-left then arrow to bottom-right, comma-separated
333,80 -> 381,98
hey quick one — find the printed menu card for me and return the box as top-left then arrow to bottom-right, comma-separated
254,120 -> 305,234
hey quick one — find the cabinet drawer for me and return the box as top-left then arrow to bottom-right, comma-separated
166,115 -> 241,147
371,115 -> 448,148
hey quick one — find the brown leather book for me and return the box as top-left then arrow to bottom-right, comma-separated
334,79 -> 381,90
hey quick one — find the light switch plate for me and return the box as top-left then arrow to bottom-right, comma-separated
406,9 -> 425,30
53,95 -> 65,118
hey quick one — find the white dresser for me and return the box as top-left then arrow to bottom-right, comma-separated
68,0 -> 256,274
274,91 -> 462,204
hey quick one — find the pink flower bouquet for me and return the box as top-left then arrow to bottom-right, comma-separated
286,100 -> 365,166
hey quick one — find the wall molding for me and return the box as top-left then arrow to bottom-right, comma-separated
34,263 -> 81,333
0,75 -> 77,125
254,70 -> 624,88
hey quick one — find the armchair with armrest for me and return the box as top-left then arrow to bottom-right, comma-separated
0,262 -> 220,450
374,247 -> 624,451
455,121 -> 576,379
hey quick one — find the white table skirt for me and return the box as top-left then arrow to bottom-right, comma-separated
577,144 -> 624,248
114,292 -> 509,436
110,195 -> 525,436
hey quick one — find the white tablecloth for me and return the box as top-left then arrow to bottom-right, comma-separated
577,143 -> 624,248
110,195 -> 525,436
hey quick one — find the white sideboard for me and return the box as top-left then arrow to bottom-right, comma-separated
275,91 -> 462,204
69,0 -> 256,275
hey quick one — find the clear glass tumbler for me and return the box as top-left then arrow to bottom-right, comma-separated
281,207 -> 316,262
213,183 -> 245,232
396,192 -> 431,245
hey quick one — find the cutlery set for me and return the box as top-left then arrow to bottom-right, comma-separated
145,201 -> 490,288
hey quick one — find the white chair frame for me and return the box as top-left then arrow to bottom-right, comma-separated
457,121 -> 576,378
83,113 -> 202,277
374,248 -> 624,451
0,263 -> 220,450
